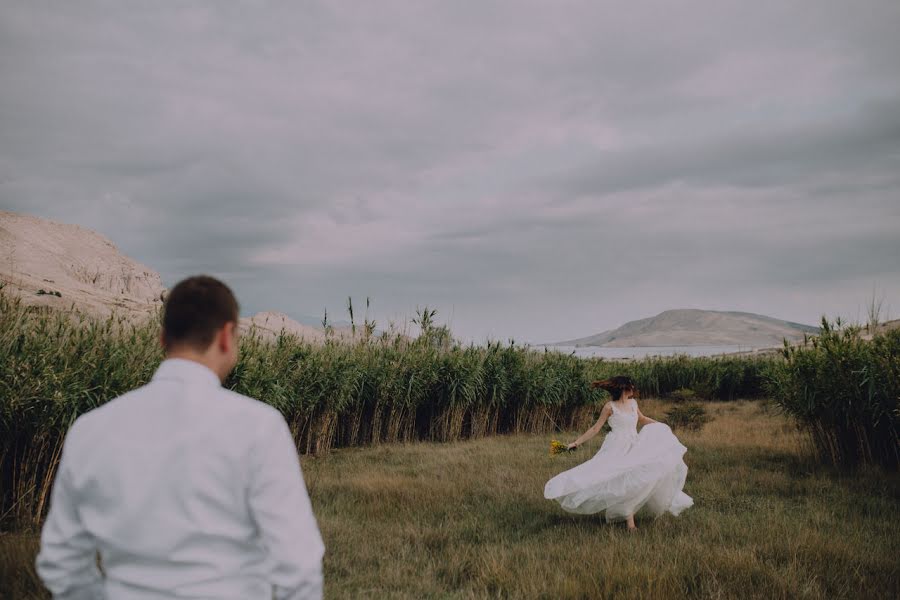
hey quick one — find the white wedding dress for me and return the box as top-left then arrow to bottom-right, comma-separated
544,399 -> 693,521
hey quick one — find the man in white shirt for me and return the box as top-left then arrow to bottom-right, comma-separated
36,275 -> 325,599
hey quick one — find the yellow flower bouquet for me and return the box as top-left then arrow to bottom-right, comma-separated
549,440 -> 575,456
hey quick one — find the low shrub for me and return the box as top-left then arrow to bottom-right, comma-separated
664,402 -> 711,431
667,388 -> 697,402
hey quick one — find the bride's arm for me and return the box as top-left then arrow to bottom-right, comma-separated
568,403 -> 612,449
636,401 -> 658,426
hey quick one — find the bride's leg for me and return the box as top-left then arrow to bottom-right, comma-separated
626,515 -> 636,531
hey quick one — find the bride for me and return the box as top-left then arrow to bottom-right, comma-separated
544,376 -> 693,530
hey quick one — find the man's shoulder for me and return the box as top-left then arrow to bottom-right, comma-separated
64,385 -> 150,447
213,389 -> 292,449
72,383 -> 141,419
215,387 -> 285,422
68,382 -> 284,439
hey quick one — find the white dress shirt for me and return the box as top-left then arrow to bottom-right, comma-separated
36,358 -> 325,599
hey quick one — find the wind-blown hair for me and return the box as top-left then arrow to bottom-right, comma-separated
591,376 -> 637,401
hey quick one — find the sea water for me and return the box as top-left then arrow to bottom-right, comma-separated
542,345 -> 755,359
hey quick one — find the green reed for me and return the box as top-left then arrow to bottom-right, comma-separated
583,353 -> 776,401
1,289 -> 776,527
767,319 -> 900,469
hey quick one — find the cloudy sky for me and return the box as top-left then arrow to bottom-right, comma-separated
2,1 -> 899,342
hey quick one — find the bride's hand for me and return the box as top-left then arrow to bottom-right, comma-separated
567,442 -> 578,450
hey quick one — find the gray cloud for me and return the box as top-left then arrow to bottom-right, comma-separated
545,100 -> 900,199
1,0 -> 899,342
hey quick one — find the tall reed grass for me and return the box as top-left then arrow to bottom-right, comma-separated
584,354 -> 773,401
0,289 -> 774,528
767,319 -> 900,469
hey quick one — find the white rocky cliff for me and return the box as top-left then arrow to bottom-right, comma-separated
0,210 -> 165,318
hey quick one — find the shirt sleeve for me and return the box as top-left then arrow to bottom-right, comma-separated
35,432 -> 106,599
248,412 -> 325,600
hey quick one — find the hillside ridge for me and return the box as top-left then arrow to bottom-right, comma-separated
554,308 -> 819,348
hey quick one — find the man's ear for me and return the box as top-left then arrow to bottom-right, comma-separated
219,321 -> 237,354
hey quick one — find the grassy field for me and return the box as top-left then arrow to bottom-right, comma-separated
2,290 -> 781,527
2,399 -> 898,599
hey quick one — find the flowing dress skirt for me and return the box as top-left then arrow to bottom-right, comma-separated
544,423 -> 693,521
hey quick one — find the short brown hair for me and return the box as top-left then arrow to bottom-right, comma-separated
162,276 -> 239,351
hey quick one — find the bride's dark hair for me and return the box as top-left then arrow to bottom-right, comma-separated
591,376 -> 637,401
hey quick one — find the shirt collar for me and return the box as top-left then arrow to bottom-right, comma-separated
152,358 -> 222,388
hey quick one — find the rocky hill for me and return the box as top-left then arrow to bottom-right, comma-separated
862,318 -> 900,340
240,311 -> 327,343
0,210 -> 165,319
554,309 -> 820,348
239,311 -> 365,343
1,210 -> 361,342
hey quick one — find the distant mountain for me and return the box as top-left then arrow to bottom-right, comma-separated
292,314 -> 352,329
240,311 -> 327,343
553,309 -> 820,348
240,311 -> 360,343
862,318 -> 900,341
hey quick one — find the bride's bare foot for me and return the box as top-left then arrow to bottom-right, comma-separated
626,515 -> 637,531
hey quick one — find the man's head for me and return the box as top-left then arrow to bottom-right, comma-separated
161,275 -> 240,381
